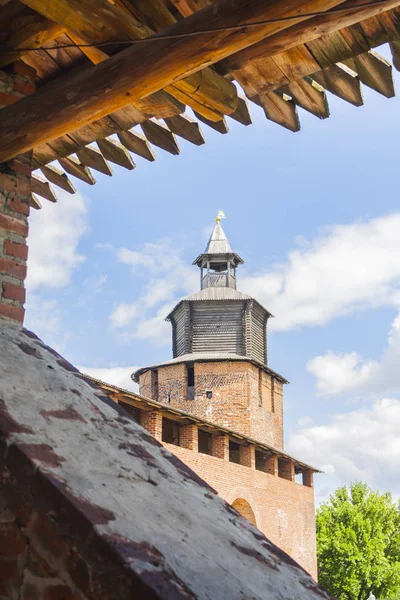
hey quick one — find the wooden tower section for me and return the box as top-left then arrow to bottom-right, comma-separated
135,214 -> 287,448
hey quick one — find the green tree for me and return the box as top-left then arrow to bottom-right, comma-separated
317,482 -> 400,600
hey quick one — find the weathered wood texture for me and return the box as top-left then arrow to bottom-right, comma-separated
0,0 -> 350,161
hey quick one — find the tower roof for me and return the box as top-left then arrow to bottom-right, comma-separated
193,211 -> 244,267
204,221 -> 233,255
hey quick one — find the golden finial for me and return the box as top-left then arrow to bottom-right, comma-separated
216,210 -> 226,224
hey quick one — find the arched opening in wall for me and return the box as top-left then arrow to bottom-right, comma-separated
231,498 -> 257,527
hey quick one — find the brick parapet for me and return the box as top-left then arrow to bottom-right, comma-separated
0,62 -> 36,324
140,410 -> 163,440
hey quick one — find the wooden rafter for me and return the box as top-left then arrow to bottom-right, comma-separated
0,0 -> 352,161
19,0 -> 238,121
217,0 -> 400,73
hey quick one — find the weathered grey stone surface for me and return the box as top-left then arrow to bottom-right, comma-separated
0,320 -> 333,599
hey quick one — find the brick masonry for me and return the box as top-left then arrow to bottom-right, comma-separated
0,62 -> 35,324
138,358 -> 317,578
139,360 -> 284,447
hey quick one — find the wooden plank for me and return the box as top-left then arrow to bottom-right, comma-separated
24,0 -> 237,121
390,40 -> 400,71
76,146 -> 113,176
117,130 -> 156,161
67,34 -> 185,120
58,157 -> 95,185
312,64 -> 363,106
40,165 -> 76,193
0,0 -> 350,160
344,51 -> 395,98
31,176 -> 57,202
261,92 -> 300,132
217,0 -> 400,72
30,194 -> 42,210
193,111 -> 228,134
282,78 -> 329,119
0,2 -> 63,67
141,120 -> 180,155
228,96 -> 252,126
97,138 -> 136,170
306,31 -> 354,68
164,114 -> 205,146
32,143 -> 59,166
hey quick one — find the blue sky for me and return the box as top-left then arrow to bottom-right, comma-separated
25,44 -> 400,503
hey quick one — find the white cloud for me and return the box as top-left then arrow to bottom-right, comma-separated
241,213 -> 400,331
307,312 -> 400,396
307,351 -> 379,395
78,366 -> 139,393
26,191 -> 87,291
288,398 -> 400,496
109,239 -> 197,345
24,294 -> 69,354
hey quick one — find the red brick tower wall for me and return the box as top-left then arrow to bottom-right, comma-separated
139,360 -> 284,448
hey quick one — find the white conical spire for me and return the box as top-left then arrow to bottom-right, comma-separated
204,215 -> 233,255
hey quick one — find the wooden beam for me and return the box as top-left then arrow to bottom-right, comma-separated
261,92 -> 300,132
40,165 -> 76,193
58,157 -> 95,185
21,0 -> 238,121
282,78 -> 329,119
193,111 -> 228,134
117,130 -> 156,161
164,114 -> 205,146
0,3 -> 63,67
312,64 -> 363,106
0,0 -> 352,161
30,194 -> 42,210
97,138 -> 136,170
31,175 -> 57,202
217,0 -> 400,73
141,120 -> 180,155
228,96 -> 252,126
76,146 -> 113,176
344,50 -> 395,97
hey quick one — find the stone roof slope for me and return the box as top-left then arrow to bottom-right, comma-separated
0,320 -> 333,600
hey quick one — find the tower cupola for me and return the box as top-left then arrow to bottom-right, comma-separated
192,211 -> 244,290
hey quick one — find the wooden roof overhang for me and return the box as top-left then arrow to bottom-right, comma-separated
1,0 -> 400,207
81,373 -> 319,472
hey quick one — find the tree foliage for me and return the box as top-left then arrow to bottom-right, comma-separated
317,482 -> 400,600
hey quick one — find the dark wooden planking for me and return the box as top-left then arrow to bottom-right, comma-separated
58,157 -> 95,185
0,0 -> 350,161
31,176 -> 57,202
164,114 -> 205,146
76,146 -> 113,176
40,165 -> 76,193
97,138 -> 136,170
141,120 -> 180,155
117,130 -> 156,161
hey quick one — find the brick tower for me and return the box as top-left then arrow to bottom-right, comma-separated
135,212 -> 287,449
